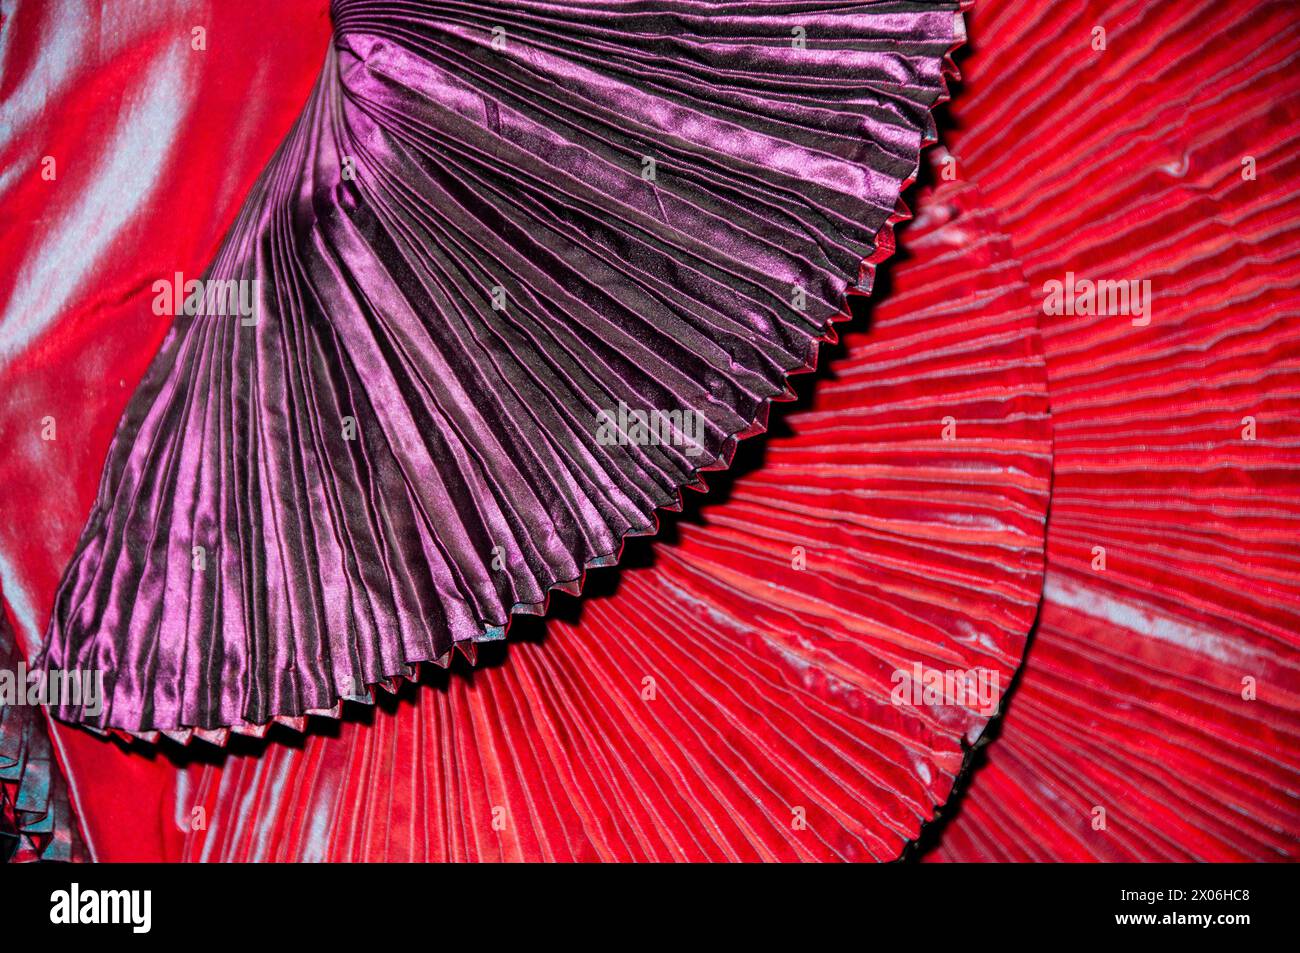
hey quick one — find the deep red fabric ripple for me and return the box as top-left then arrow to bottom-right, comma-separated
924,0 -> 1300,861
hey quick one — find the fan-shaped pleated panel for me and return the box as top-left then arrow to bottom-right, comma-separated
0,0 -> 336,862
923,0 -> 1300,861
172,174 -> 1052,861
40,0 -> 966,742
21,0 -> 1295,866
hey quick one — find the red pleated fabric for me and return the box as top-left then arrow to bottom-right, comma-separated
924,0 -> 1300,861
173,172 -> 1051,861
2,0 -> 1298,864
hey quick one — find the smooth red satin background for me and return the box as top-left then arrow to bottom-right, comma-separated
0,0 -> 332,859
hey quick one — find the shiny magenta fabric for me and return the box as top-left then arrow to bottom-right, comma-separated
36,0 -> 964,741
8,1 -> 1297,864
0,0 -> 333,858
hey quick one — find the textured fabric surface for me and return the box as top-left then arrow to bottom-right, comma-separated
922,0 -> 1300,861
172,170 -> 1051,861
2,0 -> 1296,865
38,0 -> 965,742
0,0 -> 334,860
0,596 -> 87,862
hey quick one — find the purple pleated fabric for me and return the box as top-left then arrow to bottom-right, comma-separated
41,0 -> 964,743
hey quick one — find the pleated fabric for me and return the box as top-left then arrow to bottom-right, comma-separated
40,0 -> 966,742
923,0 -> 1300,861
12,0 -> 1294,865
173,172 -> 1052,861
0,0 -> 338,862
0,597 -> 87,862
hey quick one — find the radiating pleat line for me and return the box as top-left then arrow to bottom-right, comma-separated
41,0 -> 965,741
174,169 -> 1053,861
926,0 -> 1300,862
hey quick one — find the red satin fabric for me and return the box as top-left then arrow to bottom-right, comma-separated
926,0 -> 1300,860
0,0 -> 332,859
2,0 -> 1297,861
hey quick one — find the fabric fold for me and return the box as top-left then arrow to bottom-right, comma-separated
177,168 -> 1052,862
41,0 -> 966,742
1,598 -> 88,862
